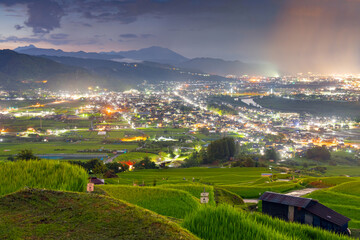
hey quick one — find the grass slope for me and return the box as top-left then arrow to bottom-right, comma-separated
306,181 -> 360,228
214,187 -> 244,206
0,160 -> 88,196
182,205 -> 351,240
158,184 -> 216,205
0,189 -> 199,240
99,185 -> 200,219
330,181 -> 360,197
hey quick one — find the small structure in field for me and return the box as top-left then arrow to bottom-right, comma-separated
87,183 -> 94,192
89,177 -> 105,185
200,189 -> 209,204
259,192 -> 351,235
261,173 -> 273,177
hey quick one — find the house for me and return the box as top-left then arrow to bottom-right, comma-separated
259,192 -> 351,235
89,177 -> 105,185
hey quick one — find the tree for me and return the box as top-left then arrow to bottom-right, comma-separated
206,137 -> 236,163
135,156 -> 157,169
16,149 -> 39,161
199,127 -> 210,136
181,151 -> 201,168
106,162 -> 126,173
306,146 -> 331,161
265,148 -> 279,162
92,161 -> 107,175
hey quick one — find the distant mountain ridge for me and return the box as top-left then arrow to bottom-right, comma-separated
0,50 -> 97,90
15,45 -> 188,65
115,46 -> 189,65
0,50 -> 226,90
13,45 -> 275,76
14,45 -> 124,61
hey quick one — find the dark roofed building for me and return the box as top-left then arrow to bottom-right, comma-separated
259,192 -> 350,235
89,177 -> 105,185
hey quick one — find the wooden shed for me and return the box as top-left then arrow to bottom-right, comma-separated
259,192 -> 351,235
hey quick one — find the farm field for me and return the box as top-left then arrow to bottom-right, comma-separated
0,141 -> 138,161
106,167 -> 269,186
98,185 -> 201,219
323,166 -> 360,177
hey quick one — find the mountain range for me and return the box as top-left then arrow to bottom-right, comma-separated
14,45 -> 276,77
0,50 -> 225,90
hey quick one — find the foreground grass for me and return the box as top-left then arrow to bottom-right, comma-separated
182,205 -> 351,240
0,160 -> 88,196
0,189 -> 199,240
99,185 -> 201,219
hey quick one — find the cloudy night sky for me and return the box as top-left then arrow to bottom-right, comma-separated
1,0 -> 360,73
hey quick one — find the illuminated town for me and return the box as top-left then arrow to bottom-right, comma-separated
1,76 -> 359,165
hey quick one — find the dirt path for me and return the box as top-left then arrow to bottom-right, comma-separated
243,188 -> 320,204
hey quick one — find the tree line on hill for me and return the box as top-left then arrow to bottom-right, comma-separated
181,137 -> 278,168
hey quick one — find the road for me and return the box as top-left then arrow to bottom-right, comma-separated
104,154 -> 119,164
243,188 -> 320,204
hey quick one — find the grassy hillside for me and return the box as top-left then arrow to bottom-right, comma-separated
182,205 -> 351,240
158,184 -> 216,205
0,160 -> 88,196
0,189 -> 199,240
214,187 -> 245,206
330,181 -> 360,197
306,181 -> 360,228
99,185 -> 200,219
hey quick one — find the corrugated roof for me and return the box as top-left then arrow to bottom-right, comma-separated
306,202 -> 350,226
260,192 -> 350,226
259,191 -> 313,208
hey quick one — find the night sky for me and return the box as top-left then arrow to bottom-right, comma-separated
1,0 -> 360,73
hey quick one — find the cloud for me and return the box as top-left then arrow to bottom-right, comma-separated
120,34 -> 138,38
50,33 -> 69,40
141,34 -> 154,38
0,35 -> 70,45
0,0 -> 64,34
25,0 -> 64,34
14,24 -> 24,30
0,36 -> 42,43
